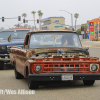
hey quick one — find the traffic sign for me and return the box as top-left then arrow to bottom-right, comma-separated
25,20 -> 28,23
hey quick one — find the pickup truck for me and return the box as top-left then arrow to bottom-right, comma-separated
0,29 -> 29,70
10,30 -> 100,89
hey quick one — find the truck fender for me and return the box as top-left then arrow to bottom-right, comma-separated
24,60 -> 34,77
12,57 -> 16,67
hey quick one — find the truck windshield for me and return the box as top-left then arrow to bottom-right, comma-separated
29,32 -> 82,49
0,30 -> 29,40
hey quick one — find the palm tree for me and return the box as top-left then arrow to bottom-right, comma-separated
0,27 -> 4,30
31,26 -> 35,31
14,23 -> 22,28
31,11 -> 36,30
28,25 -> 31,29
24,24 -> 28,28
74,13 -> 79,31
38,10 -> 43,30
22,13 -> 27,27
22,13 -> 27,19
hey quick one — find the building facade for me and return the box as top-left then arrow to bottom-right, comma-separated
41,17 -> 65,30
87,18 -> 100,40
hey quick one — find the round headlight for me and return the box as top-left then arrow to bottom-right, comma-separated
0,46 -> 7,52
35,65 -> 41,72
91,64 -> 98,71
1,46 -> 6,50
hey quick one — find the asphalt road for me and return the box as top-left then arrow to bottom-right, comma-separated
81,39 -> 100,46
0,47 -> 100,100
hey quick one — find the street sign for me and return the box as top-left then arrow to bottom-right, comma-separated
18,16 -> 21,21
25,20 -> 28,23
90,22 -> 93,26
2,17 -> 4,22
81,31 -> 84,34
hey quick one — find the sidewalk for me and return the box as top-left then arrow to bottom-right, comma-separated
82,45 -> 92,47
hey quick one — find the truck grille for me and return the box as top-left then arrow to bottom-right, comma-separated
42,64 -> 89,73
7,46 -> 12,53
33,58 -> 92,74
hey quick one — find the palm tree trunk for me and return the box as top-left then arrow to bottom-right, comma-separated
75,19 -> 77,31
40,16 -> 42,30
39,16 -> 40,30
33,14 -> 35,30
41,16 -> 42,29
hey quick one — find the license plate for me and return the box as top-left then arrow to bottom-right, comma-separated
61,74 -> 73,81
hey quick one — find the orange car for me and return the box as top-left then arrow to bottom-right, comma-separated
10,30 -> 100,89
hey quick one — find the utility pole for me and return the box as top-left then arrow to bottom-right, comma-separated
71,13 -> 73,31
60,10 -> 73,31
39,17 -> 41,30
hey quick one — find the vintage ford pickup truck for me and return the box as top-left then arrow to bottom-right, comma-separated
10,30 -> 100,89
0,29 -> 29,70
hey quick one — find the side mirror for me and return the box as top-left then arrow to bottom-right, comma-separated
85,46 -> 89,50
8,35 -> 11,42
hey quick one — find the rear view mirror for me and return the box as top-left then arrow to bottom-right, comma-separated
8,35 -> 11,42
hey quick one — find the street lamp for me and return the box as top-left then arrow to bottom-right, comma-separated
60,10 -> 73,31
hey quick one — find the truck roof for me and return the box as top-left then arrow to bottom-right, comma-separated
27,30 -> 76,35
0,29 -> 30,32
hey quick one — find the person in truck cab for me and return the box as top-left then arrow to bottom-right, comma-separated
61,36 -> 68,45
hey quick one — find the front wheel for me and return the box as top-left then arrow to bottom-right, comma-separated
83,80 -> 95,85
14,67 -> 24,79
0,61 -> 4,70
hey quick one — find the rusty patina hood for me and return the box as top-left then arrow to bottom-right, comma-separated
30,47 -> 89,55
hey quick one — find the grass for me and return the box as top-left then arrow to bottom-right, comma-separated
93,45 -> 100,47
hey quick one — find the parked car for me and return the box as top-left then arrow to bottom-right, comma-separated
10,30 -> 100,89
0,29 -> 30,70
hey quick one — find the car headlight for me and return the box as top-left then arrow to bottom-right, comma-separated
90,64 -> 99,72
35,65 -> 42,72
0,46 -> 7,52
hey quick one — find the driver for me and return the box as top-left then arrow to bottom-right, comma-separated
61,36 -> 68,45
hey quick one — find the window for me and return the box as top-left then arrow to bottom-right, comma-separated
24,35 -> 29,49
54,20 -> 59,23
54,26 -> 63,28
29,32 -> 82,49
0,30 -> 29,40
42,26 -> 47,30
